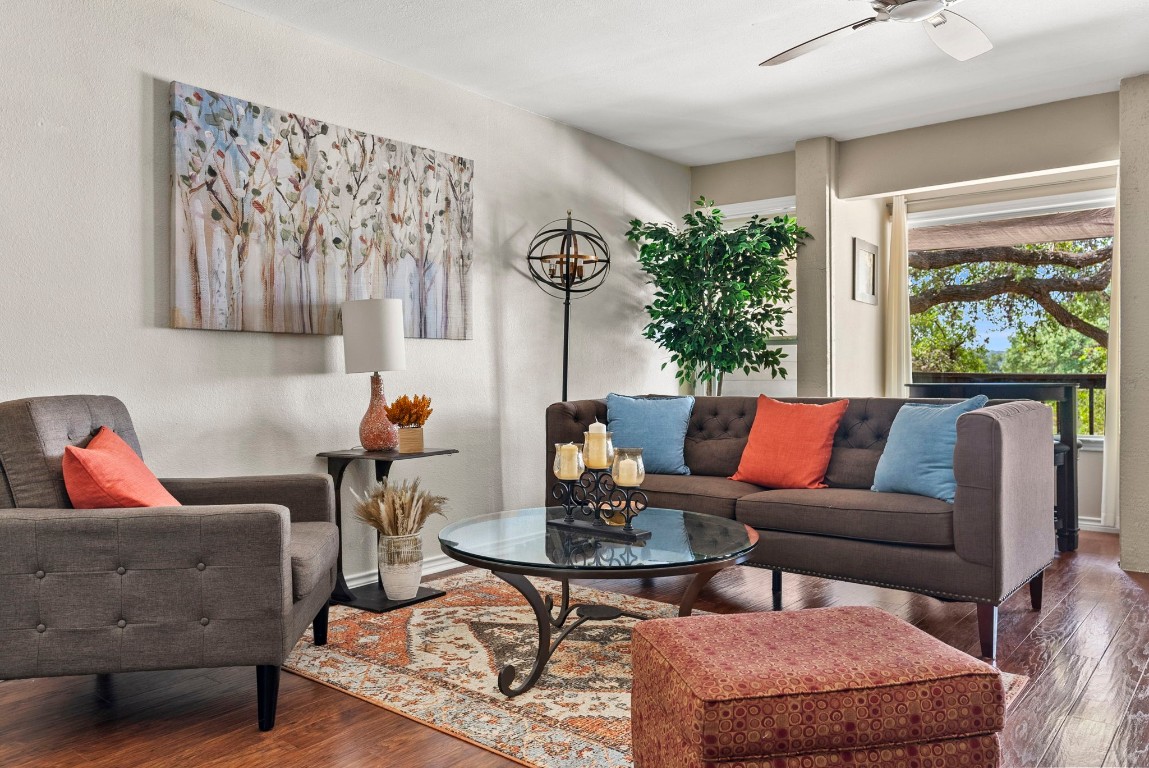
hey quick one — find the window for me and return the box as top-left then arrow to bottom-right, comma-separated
907,193 -> 1114,435
717,197 -> 799,397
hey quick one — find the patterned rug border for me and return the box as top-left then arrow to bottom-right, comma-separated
284,657 -> 535,768
284,570 -> 1028,768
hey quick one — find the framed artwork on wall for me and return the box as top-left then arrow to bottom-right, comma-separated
169,81 -> 475,338
853,238 -> 879,305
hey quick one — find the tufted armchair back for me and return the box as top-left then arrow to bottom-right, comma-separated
0,395 -> 143,509
546,396 -> 969,490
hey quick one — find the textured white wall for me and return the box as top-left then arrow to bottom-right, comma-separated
0,0 -> 688,580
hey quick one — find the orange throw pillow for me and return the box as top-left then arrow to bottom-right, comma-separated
731,396 -> 849,489
63,426 -> 181,508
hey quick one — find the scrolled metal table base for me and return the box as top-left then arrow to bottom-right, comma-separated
491,568 -> 715,697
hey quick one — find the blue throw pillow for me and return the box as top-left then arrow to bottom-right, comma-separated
871,395 -> 989,503
606,393 -> 695,476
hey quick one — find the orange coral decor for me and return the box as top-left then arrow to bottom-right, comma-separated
283,571 -> 1027,768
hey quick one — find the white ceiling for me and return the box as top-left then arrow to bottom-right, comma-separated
215,0 -> 1149,166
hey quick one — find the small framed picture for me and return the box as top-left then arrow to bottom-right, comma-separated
853,238 -> 879,305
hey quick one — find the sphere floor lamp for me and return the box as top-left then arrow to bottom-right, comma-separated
526,211 -> 610,401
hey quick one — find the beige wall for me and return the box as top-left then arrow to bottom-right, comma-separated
1119,74 -> 1149,573
838,93 -> 1120,199
794,138 -> 834,396
831,197 -> 886,397
0,0 -> 689,583
691,152 -> 796,206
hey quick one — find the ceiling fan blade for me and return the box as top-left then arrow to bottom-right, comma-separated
923,10 -> 992,61
760,18 -> 878,67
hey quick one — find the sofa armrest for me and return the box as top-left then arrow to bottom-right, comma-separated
544,400 -> 607,503
0,504 -> 291,678
160,474 -> 335,524
953,401 -> 1055,597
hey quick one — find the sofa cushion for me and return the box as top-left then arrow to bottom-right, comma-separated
735,488 -> 954,547
640,474 -> 764,519
731,396 -> 849,489
62,427 -> 181,509
873,395 -> 989,502
290,522 -> 340,601
606,393 -> 694,475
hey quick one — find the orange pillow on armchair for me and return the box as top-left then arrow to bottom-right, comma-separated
63,426 -> 181,508
730,396 -> 849,489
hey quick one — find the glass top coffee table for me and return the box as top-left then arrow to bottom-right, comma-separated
438,506 -> 758,696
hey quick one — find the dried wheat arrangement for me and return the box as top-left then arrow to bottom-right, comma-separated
354,478 -> 447,536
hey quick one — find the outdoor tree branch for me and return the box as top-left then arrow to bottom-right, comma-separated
910,244 -> 1111,347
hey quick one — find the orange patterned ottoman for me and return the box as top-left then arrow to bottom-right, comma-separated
631,606 -> 1003,767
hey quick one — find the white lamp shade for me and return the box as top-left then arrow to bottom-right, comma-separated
341,299 -> 407,373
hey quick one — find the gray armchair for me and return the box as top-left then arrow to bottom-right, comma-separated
0,395 -> 339,730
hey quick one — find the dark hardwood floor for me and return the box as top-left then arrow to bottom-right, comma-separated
2,532 -> 1147,767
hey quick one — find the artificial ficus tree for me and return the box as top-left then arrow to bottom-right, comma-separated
626,198 -> 810,396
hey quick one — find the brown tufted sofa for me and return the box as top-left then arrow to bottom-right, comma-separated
0,395 -> 338,730
546,396 -> 1055,659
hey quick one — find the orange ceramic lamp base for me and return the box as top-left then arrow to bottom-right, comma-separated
360,372 -> 399,451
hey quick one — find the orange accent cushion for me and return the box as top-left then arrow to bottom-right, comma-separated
63,426 -> 181,509
730,395 -> 849,489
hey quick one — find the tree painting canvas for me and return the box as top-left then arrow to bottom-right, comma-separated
170,82 -> 474,338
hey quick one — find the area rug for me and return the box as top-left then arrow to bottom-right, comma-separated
284,571 -> 1028,768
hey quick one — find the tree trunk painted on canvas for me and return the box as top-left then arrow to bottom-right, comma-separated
170,81 -> 474,338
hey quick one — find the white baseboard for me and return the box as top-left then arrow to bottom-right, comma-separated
1079,521 -> 1120,535
345,552 -> 462,588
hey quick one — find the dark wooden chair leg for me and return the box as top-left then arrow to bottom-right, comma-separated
772,570 -> 782,611
257,665 -> 281,731
313,602 -> 330,646
1029,571 -> 1044,611
976,604 -> 999,660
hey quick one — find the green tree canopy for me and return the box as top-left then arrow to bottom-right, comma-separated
910,238 -> 1111,374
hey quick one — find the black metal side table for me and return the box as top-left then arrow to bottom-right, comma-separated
318,447 -> 459,612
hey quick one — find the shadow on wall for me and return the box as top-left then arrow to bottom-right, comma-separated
146,74 -> 171,330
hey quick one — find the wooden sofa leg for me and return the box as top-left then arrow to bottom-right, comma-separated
257,665 -> 281,731
772,570 -> 782,611
313,602 -> 330,646
976,604 -> 998,661
1029,571 -> 1044,611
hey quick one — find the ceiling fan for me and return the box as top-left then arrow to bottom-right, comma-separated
760,0 -> 992,67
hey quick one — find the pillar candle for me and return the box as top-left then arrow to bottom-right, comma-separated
616,458 -> 639,486
584,433 -> 609,468
557,443 -> 581,480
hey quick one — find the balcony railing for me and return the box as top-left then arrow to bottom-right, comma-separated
912,372 -> 1108,435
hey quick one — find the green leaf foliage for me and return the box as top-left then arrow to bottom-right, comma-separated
626,197 -> 810,393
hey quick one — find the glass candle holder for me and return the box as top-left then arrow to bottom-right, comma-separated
554,442 -> 585,481
582,430 -> 614,470
611,447 -> 645,487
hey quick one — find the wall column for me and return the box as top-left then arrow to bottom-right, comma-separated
794,137 -> 835,396
1119,74 -> 1149,572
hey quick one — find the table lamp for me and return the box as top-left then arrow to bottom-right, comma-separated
342,298 -> 407,451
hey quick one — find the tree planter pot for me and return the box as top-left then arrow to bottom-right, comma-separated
378,533 -> 423,600
398,427 -> 424,454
